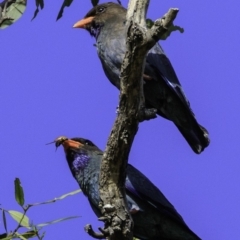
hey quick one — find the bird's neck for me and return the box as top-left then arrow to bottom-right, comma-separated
66,149 -> 90,178
89,24 -> 102,39
67,150 -> 100,195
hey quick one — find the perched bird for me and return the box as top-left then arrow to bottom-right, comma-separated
73,2 -> 210,154
55,136 -> 201,240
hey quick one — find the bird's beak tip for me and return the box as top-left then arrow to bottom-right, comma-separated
73,19 -> 85,29
73,16 -> 94,29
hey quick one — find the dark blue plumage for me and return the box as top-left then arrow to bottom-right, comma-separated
73,2 -> 210,154
56,136 -> 201,240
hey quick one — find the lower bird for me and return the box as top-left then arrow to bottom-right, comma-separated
55,136 -> 201,240
73,2 -> 210,154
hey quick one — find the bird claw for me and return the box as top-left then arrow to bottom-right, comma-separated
138,107 -> 157,122
99,227 -> 109,235
84,224 -> 108,239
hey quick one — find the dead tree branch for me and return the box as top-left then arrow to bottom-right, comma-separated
98,0 -> 179,239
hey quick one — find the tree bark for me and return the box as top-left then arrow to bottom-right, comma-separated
98,1 -> 179,239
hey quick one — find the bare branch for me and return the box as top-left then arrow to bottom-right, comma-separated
126,0 -> 149,27
98,1 -> 179,239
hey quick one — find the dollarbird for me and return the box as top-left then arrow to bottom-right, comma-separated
55,136 -> 201,240
73,2 -> 210,154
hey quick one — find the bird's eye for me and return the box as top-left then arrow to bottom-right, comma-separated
97,7 -> 105,13
85,140 -> 94,146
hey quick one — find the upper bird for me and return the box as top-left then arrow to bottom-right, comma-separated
73,2 -> 210,154
55,136 -> 201,240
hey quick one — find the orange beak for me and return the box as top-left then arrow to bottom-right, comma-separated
73,16 -> 95,28
62,139 -> 83,152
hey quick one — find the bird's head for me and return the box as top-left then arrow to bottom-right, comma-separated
53,136 -> 98,153
73,2 -> 126,38
52,136 -> 100,175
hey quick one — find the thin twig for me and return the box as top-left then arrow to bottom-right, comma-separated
11,205 -> 30,236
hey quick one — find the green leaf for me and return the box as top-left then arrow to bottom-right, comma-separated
31,0 -> 44,21
31,8 -> 39,21
36,216 -> 79,227
15,232 -> 27,240
17,231 -> 37,239
116,0 -> 122,5
36,0 -> 44,9
91,0 -> 99,7
14,178 -> 25,207
2,209 -> 7,233
56,0 -> 73,21
7,210 -> 30,229
0,0 -> 27,29
160,24 -> 184,40
0,231 -> 36,239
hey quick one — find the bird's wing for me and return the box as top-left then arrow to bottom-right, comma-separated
146,43 -> 193,112
97,30 -> 126,89
126,164 -> 188,226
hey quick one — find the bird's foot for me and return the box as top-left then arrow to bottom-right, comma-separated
98,214 -> 124,237
84,224 -> 108,239
138,107 -> 157,122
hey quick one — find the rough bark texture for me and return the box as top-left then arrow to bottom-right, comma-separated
98,1 -> 179,239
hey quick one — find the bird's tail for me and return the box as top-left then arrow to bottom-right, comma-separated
176,123 -> 210,154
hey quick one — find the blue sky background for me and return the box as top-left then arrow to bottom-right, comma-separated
1,0 -> 240,239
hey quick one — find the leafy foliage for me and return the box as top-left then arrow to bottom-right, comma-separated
0,178 -> 81,239
7,210 -> 30,228
32,0 -> 44,21
2,210 -> 7,233
91,0 -> 99,7
116,0 -> 122,5
56,0 -> 73,21
0,0 -> 26,29
14,178 -> 25,207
